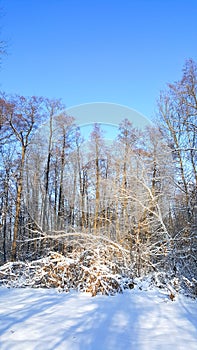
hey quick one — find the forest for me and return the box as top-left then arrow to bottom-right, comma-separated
0,59 -> 196,297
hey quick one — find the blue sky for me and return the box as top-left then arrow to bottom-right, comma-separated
1,0 -> 197,120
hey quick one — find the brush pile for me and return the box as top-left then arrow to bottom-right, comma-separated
0,239 -> 134,296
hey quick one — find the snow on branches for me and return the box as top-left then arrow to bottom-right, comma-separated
0,236 -> 134,296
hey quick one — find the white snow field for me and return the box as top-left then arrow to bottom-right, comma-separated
0,287 -> 196,350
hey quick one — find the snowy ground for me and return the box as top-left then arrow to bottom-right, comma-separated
0,287 -> 196,350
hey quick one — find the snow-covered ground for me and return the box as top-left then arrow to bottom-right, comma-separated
0,287 -> 196,350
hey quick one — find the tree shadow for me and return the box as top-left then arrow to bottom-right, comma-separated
0,288 -> 197,350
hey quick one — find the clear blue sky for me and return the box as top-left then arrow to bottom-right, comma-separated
1,0 -> 197,120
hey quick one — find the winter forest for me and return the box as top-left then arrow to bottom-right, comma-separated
0,59 -> 197,297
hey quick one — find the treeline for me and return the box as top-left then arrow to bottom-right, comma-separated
0,59 -> 196,284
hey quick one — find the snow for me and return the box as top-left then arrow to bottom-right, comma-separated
0,287 -> 196,350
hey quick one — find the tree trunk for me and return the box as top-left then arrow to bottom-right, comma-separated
11,145 -> 26,261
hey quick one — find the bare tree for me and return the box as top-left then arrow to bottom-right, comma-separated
41,99 -> 65,232
89,124 -> 105,233
54,113 -> 75,229
157,59 -> 197,217
157,59 -> 197,283
0,95 -> 44,260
